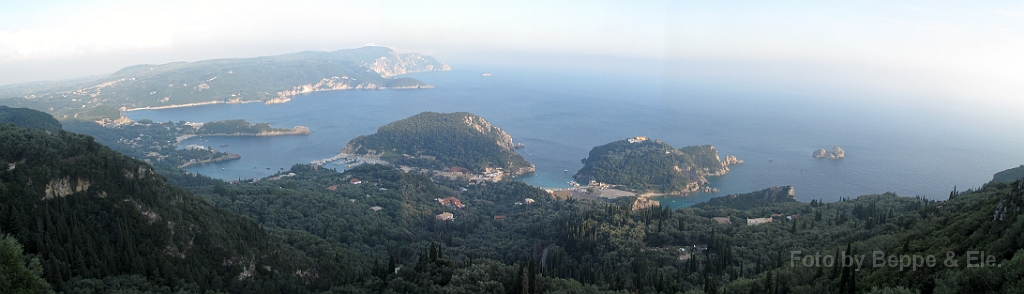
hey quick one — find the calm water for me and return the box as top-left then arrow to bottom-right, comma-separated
126,68 -> 1024,208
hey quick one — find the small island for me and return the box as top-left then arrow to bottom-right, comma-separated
813,146 -> 845,159
194,119 -> 311,136
331,112 -> 534,180
573,136 -> 742,194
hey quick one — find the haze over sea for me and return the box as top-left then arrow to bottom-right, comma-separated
125,68 -> 1024,209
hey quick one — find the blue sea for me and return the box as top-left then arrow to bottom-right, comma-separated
125,68 -> 1024,209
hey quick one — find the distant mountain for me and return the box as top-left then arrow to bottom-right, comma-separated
993,164 -> 1024,184
574,137 -> 740,193
692,186 -> 797,210
343,112 -> 535,176
0,106 -> 61,133
0,123 -> 313,291
0,46 -> 450,120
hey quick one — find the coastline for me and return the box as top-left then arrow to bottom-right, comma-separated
120,78 -> 437,113
122,100 -> 262,112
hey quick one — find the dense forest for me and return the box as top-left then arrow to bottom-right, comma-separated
2,109 -> 1024,293
344,112 -> 534,176
0,123 -> 314,293
574,139 -> 733,193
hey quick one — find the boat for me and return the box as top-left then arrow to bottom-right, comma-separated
481,73 -> 492,77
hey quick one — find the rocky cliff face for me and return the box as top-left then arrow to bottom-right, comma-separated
361,52 -> 452,77
462,114 -> 516,152
458,114 -> 535,176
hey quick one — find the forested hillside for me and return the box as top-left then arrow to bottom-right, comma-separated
0,105 -> 61,133
575,139 -> 737,193
2,111 -> 1023,293
343,112 -> 534,176
186,162 -> 1024,293
0,123 -> 314,293
993,164 -> 1024,184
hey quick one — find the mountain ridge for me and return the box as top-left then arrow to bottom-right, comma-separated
0,46 -> 450,120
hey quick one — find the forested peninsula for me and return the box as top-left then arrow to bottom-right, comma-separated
342,111 -> 535,178
574,137 -> 742,194
195,119 -> 311,136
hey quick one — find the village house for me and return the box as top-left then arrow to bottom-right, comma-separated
350,178 -> 362,185
712,217 -> 731,224
436,212 -> 454,221
436,197 -> 465,209
524,198 -> 535,205
370,206 -> 383,212
444,167 -> 468,174
327,185 -> 338,191
493,215 -> 507,220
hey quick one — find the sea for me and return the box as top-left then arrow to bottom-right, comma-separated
124,67 -> 1024,209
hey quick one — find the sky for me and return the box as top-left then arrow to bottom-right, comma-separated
2,0 -> 1023,119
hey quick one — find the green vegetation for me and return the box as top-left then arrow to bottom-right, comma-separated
2,114 -> 1023,293
0,46 -> 448,120
574,138 -> 728,193
189,162 -> 1024,293
0,106 -> 61,133
345,112 -> 534,175
197,119 -> 301,135
0,123 -> 316,292
0,234 -> 51,293
692,186 -> 797,210
993,164 -> 1024,184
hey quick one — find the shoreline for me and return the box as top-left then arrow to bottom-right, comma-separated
122,100 -> 262,112
122,80 -> 437,114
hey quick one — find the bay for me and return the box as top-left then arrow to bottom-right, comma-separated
125,68 -> 1024,208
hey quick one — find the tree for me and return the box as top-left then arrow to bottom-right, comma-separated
0,234 -> 51,293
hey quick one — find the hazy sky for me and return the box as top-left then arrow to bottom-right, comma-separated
2,1 -> 1023,115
